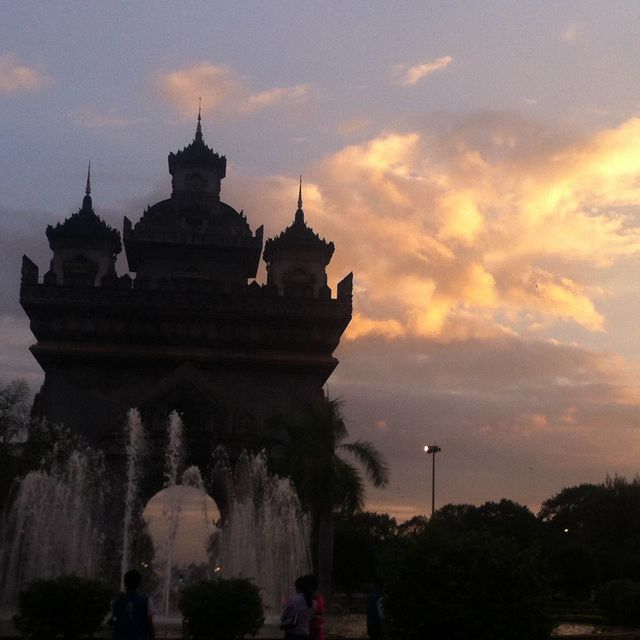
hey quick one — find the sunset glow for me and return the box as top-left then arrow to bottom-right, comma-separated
3,1 -> 640,519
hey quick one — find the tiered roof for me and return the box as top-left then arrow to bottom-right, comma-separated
167,108 -> 226,177
46,165 -> 121,253
263,180 -> 334,264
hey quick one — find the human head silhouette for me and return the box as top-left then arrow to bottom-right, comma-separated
123,569 -> 142,592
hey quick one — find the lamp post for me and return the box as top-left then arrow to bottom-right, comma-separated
424,444 -> 441,517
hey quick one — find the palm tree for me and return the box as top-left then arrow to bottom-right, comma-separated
276,396 -> 389,596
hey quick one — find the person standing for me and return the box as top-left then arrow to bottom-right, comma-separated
111,570 -> 155,640
280,576 -> 315,639
366,588 -> 385,640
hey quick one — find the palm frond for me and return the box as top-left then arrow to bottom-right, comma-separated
275,396 -> 389,513
339,440 -> 390,488
333,457 -> 365,514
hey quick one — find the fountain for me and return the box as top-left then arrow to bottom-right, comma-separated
215,450 -> 311,613
0,447 -> 105,612
120,408 -> 146,586
0,409 -> 311,619
159,411 -> 185,617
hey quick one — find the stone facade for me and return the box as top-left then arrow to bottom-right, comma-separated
20,116 -> 352,479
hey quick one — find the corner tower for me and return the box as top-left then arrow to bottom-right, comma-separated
44,165 -> 121,288
264,179 -> 334,299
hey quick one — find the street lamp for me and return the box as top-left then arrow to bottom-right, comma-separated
424,444 -> 441,517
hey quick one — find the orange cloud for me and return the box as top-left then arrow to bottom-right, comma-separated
154,62 -> 310,118
225,114 -> 640,343
249,115 -> 640,342
395,56 -> 453,86
0,53 -> 53,95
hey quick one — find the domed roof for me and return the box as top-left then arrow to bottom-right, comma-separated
129,197 -> 256,239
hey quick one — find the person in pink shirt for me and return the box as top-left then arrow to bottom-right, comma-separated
305,575 -> 325,640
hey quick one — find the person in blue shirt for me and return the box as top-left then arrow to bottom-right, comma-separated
111,570 -> 155,640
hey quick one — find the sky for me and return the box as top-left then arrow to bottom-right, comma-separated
3,1 -> 640,524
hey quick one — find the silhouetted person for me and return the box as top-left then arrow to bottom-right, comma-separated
366,587 -> 385,640
112,570 -> 155,640
280,575 -> 315,639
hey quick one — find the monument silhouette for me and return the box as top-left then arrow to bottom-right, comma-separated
19,112 -> 353,488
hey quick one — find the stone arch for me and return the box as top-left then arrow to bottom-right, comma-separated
135,363 -> 229,507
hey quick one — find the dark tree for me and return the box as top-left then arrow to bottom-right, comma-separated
333,511 -> 397,594
385,526 -> 552,640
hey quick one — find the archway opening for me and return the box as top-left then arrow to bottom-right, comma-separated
143,485 -> 220,615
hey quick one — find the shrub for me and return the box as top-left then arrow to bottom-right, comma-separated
179,578 -> 265,640
384,528 -> 552,640
596,579 -> 640,626
14,575 -> 113,639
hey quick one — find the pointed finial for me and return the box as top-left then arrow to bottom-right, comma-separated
195,98 -> 203,141
85,161 -> 91,196
81,161 -> 93,214
295,174 -> 304,225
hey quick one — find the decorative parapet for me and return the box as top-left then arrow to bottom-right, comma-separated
21,255 -> 39,286
20,278 -> 351,317
337,272 -> 353,301
20,277 -> 352,358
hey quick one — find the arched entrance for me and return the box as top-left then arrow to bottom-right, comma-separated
143,485 -> 220,615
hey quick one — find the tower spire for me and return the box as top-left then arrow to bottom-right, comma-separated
295,175 -> 304,224
81,161 -> 93,214
85,161 -> 91,196
195,97 -> 203,141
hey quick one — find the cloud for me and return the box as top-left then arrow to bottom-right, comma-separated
395,56 -> 453,86
0,53 -> 53,95
249,114 -> 640,342
247,84 -> 310,111
154,62 -> 311,118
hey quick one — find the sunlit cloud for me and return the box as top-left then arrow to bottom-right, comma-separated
154,62 -> 311,118
247,84 -> 311,111
395,55 -> 453,86
254,114 -> 640,343
0,53 -> 53,95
